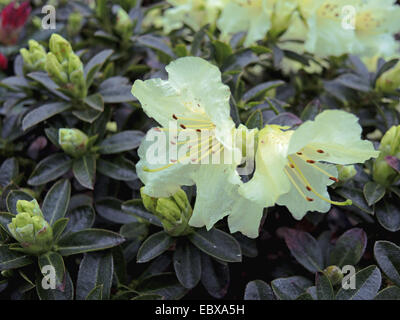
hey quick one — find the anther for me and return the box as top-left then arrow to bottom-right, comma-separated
196,129 -> 201,132
306,197 -> 314,202
290,164 -> 295,169
329,177 -> 339,182
317,149 -> 324,153
306,160 -> 316,164
172,114 -> 178,120
306,186 -> 312,191
297,152 -> 302,155
180,124 -> 186,129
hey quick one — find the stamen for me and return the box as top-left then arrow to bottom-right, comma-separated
317,149 -> 325,153
306,160 -> 316,164
295,153 -> 339,182
284,167 -> 309,201
287,156 -> 352,206
172,115 -> 211,123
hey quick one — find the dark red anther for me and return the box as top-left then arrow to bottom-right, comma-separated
317,149 -> 324,153
329,177 -> 339,182
172,114 -> 178,120
306,197 -> 314,202
180,124 -> 186,129
306,160 -> 316,164
306,186 -> 312,191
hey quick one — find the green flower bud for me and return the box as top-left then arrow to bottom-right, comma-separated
373,125 -> 400,186
376,60 -> 400,93
336,165 -> 357,182
58,128 -> 89,158
115,8 -> 133,39
140,188 -> 193,237
67,12 -> 83,37
45,52 -> 68,86
49,34 -> 73,63
68,54 -> 87,99
323,265 -> 344,286
106,121 -> 118,132
20,40 -> 47,72
7,199 -> 53,255
140,188 -> 158,214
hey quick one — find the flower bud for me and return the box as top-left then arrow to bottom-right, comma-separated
68,54 -> 87,98
140,188 -> 193,237
7,199 -> 53,255
323,265 -> 344,286
373,125 -> 400,186
115,8 -> 133,40
336,165 -> 357,182
376,60 -> 400,93
67,12 -> 83,37
49,34 -> 73,63
45,52 -> 68,86
58,128 -> 89,158
20,40 -> 47,72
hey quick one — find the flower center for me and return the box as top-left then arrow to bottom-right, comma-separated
143,114 -> 224,173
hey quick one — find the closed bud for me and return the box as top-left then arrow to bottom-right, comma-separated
59,128 -> 89,158
49,34 -> 73,63
7,199 -> 53,255
45,52 -> 68,86
376,60 -> 400,93
115,8 -> 133,39
336,165 -> 357,182
67,12 -> 83,37
140,187 -> 193,237
373,125 -> 400,186
323,265 -> 344,286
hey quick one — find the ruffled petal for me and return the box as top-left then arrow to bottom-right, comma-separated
288,110 -> 379,164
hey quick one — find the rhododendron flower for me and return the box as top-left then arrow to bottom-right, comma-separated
0,0 -> 31,45
132,57 -> 263,237
239,110 -> 379,226
217,0 -> 270,47
163,0 -> 228,33
0,52 -> 7,70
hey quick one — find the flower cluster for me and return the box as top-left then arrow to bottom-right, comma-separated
156,0 -> 400,62
132,57 -> 379,238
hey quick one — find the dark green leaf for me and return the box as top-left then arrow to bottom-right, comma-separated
329,228 -> 367,267
84,49 -> 113,87
374,58 -> 399,86
244,280 -> 275,300
52,218 -> 69,243
271,276 -> 312,300
316,273 -> 334,300
76,251 -> 113,300
363,181 -> 385,206
96,197 -> 137,224
136,273 -> 188,299
85,285 -> 103,300
245,109 -> 263,130
36,269 -> 74,300
97,157 -> 137,181
72,155 -> 96,190
189,228 -> 242,263
98,131 -> 144,154
336,265 -> 381,300
200,253 -> 230,299
173,242 -> 201,289
374,241 -> 400,287
38,251 -> 65,289
137,231 -> 174,263
0,245 -> 32,270
122,199 -> 162,227
56,229 -> 125,256
22,102 -> 71,131
0,212 -> 15,236
120,222 -> 148,240
376,199 -> 400,232
72,107 -> 102,123
64,206 -> 95,234
28,154 -> 72,186
0,158 -> 18,187
42,179 -> 71,226
137,35 -> 175,59
242,81 -> 284,103
281,228 -> 324,273
84,93 -> 104,112
374,286 -> 400,300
